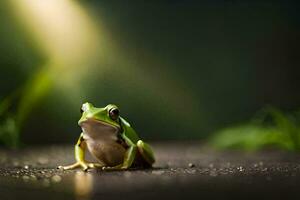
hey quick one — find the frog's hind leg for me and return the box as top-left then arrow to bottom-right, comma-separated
137,140 -> 155,166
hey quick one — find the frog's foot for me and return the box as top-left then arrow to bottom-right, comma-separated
86,162 -> 104,169
58,162 -> 104,171
102,164 -> 128,171
58,162 -> 81,170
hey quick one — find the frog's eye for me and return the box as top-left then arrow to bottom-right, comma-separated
109,108 -> 119,120
80,108 -> 84,113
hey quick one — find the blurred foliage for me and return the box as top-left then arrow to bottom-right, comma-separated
210,107 -> 300,151
0,67 -> 51,148
0,117 -> 19,148
1,1 -> 300,148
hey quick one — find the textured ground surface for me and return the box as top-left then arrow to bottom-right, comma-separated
1,142 -> 300,200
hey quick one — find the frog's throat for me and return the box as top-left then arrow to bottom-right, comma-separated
79,118 -> 120,132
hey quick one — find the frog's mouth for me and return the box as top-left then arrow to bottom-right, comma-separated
80,118 -> 120,139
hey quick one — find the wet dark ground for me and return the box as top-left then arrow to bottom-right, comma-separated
1,142 -> 300,200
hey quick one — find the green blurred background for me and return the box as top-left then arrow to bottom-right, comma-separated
0,0 -> 299,148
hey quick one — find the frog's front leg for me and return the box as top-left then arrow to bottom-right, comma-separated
58,133 -> 104,171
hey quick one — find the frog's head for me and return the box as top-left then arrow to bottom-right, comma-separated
78,102 -> 121,130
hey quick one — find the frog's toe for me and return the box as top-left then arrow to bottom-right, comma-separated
101,166 -> 112,170
87,163 -> 104,169
102,165 -> 127,171
58,162 -> 81,170
83,167 -> 88,172
87,163 -> 96,168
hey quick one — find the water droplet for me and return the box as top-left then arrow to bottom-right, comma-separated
209,170 -> 217,177
186,169 -> 196,174
262,168 -> 268,172
152,170 -> 164,175
38,157 -> 49,165
30,175 -> 37,181
188,163 -> 195,168
13,161 -> 20,167
22,175 -> 30,182
237,166 -> 244,172
51,175 -> 62,183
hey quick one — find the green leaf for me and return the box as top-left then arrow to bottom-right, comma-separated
0,117 -> 20,148
210,107 -> 300,151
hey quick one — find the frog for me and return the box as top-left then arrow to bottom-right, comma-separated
58,102 -> 155,171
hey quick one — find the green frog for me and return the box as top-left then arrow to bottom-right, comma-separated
58,103 -> 155,171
